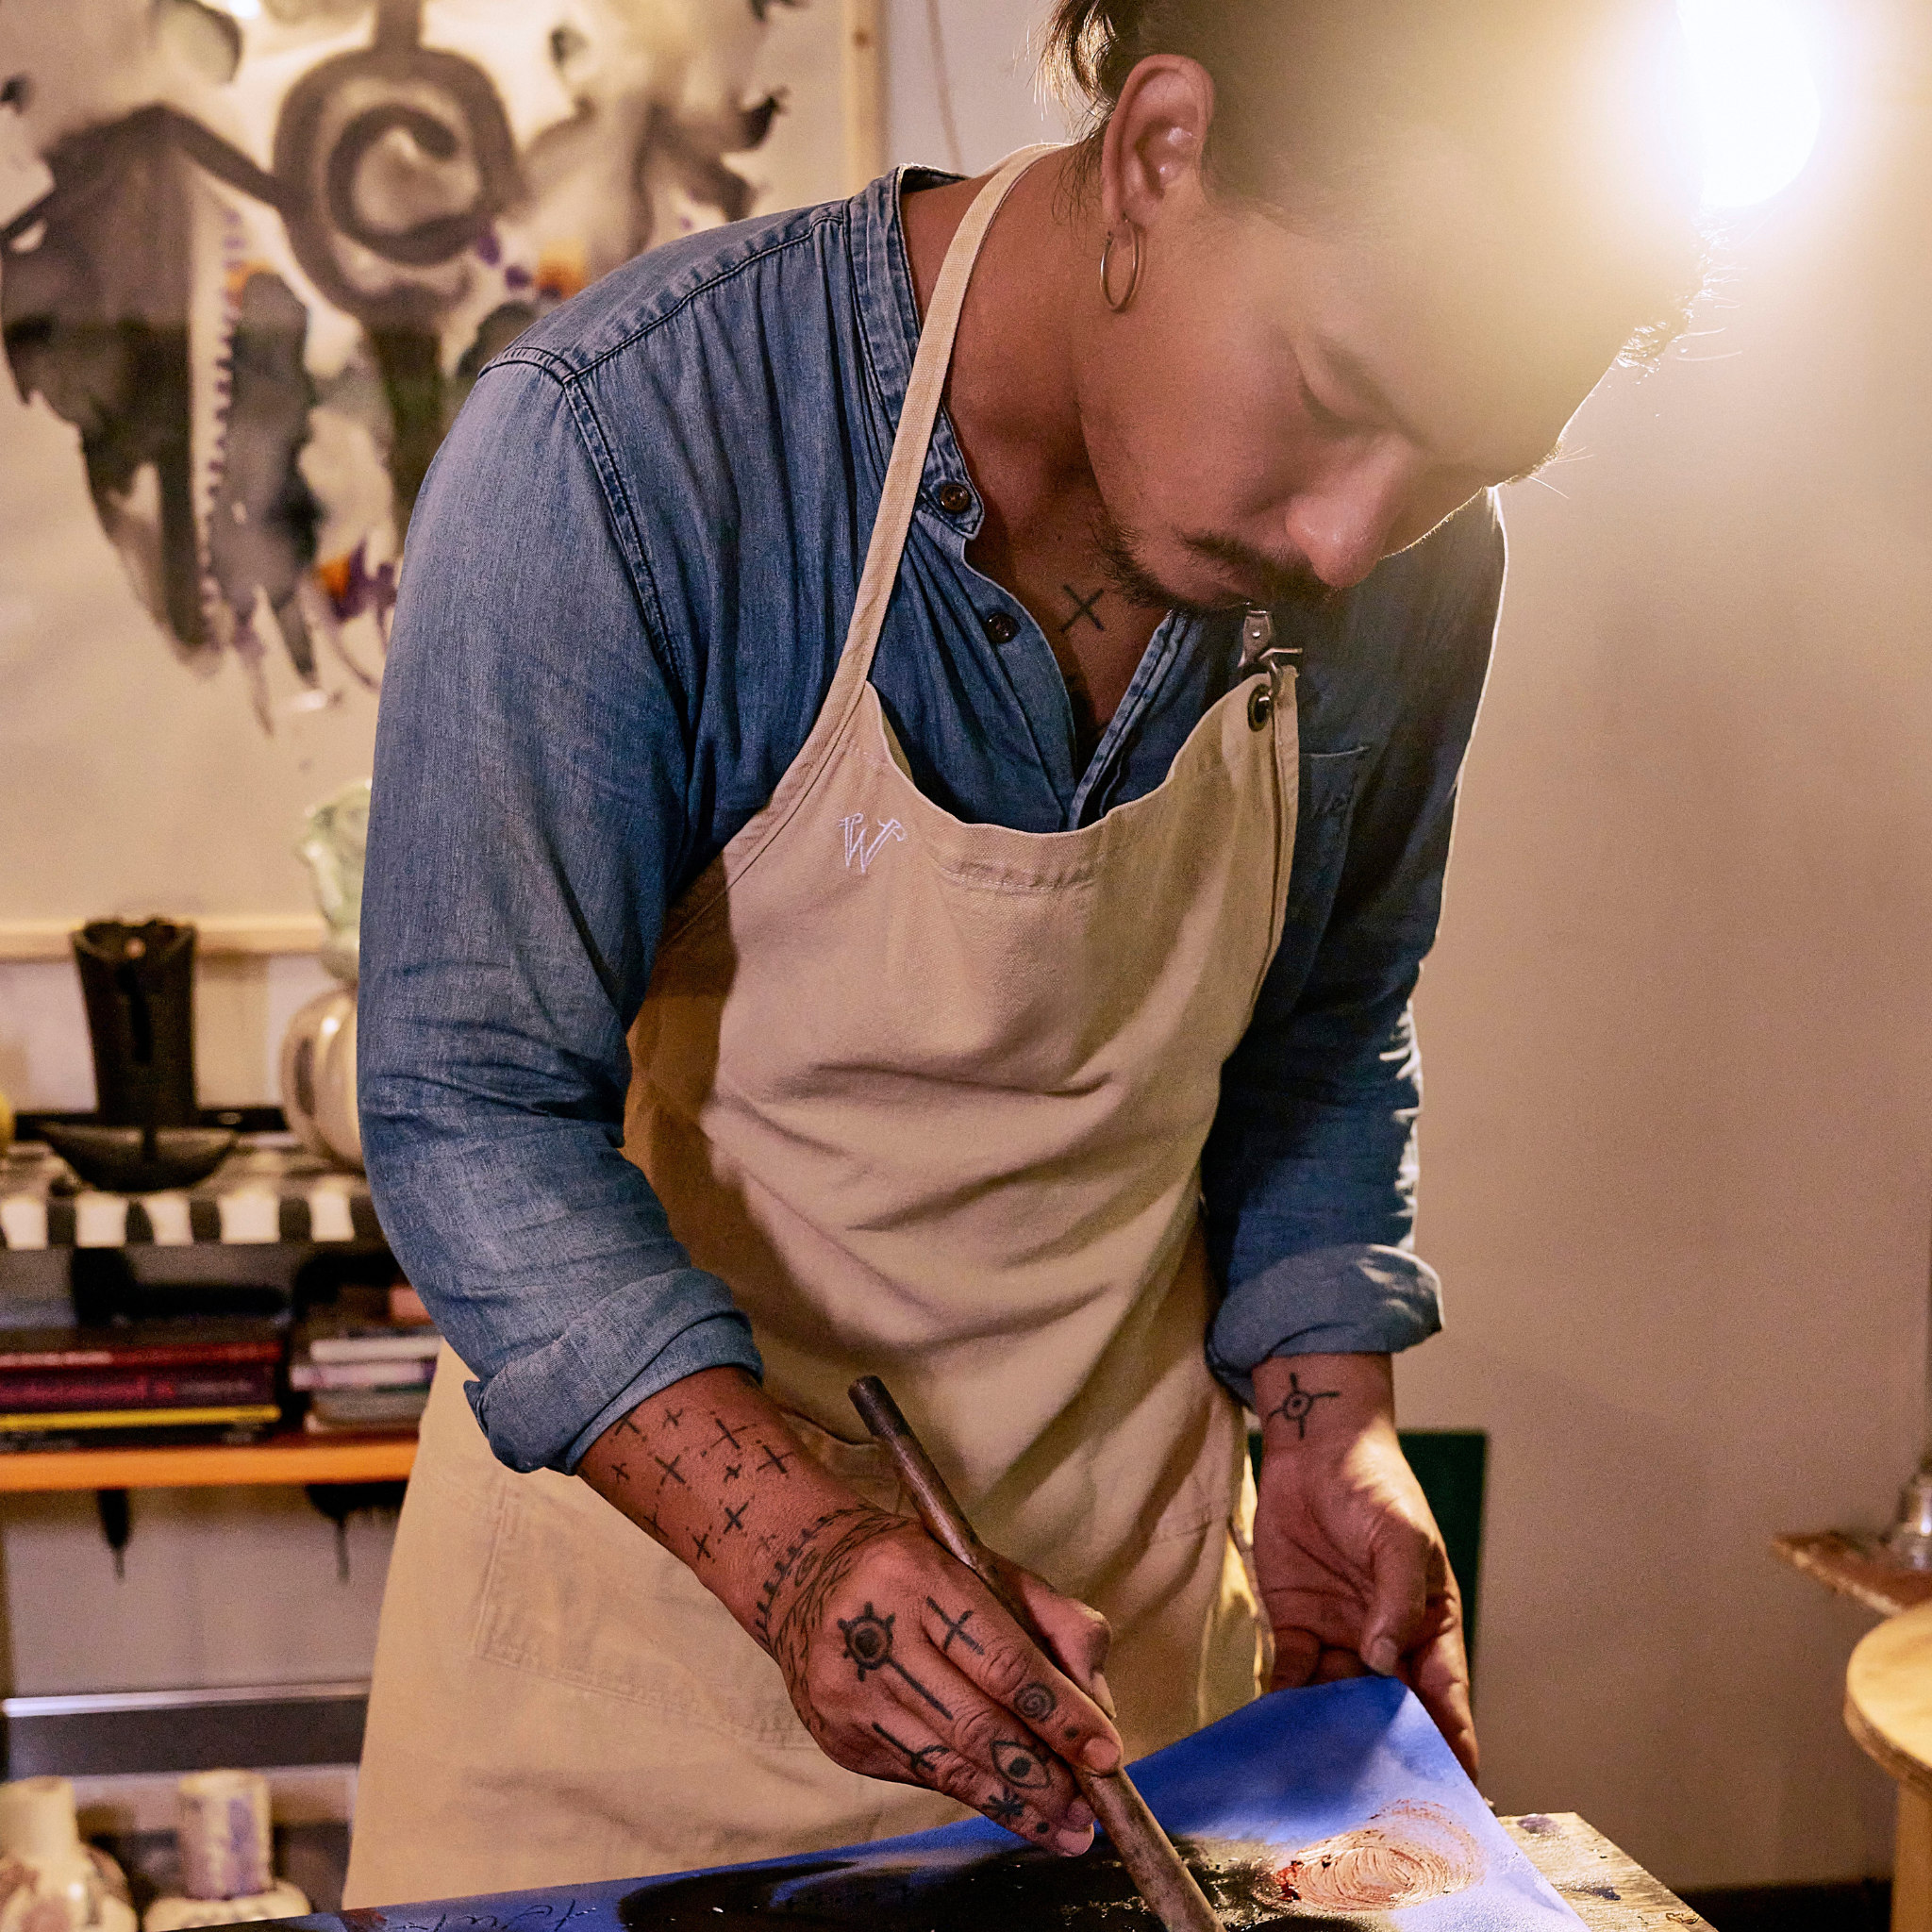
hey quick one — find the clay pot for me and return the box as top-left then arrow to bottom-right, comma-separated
279,987 -> 360,1174
0,1776 -> 136,1932
141,1773 -> 307,1932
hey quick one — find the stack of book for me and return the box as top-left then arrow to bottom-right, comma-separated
0,1321 -> 284,1449
291,1307 -> 440,1434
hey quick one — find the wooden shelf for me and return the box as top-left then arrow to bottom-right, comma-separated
0,1430 -> 416,1492
1773,1529 -> 1932,1619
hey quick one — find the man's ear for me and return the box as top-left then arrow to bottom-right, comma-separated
1098,55 -> 1216,232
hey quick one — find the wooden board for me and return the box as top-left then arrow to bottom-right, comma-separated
0,1429 -> 415,1491
1774,1529 -> 1932,1617
1503,1814 -> 1712,1929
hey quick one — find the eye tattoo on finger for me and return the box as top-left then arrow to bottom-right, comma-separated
841,1604 -> 954,1719
991,1740 -> 1050,1790
1013,1682 -> 1057,1724
1271,1371 -> 1341,1440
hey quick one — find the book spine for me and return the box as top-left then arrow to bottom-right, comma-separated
305,1334 -> 441,1363
0,1369 -> 279,1413
290,1360 -> 433,1391
0,1341 -> 283,1371
0,1406 -> 282,1433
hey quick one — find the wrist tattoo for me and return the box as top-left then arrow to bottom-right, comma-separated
1270,1371 -> 1341,1441
754,1507 -> 900,1653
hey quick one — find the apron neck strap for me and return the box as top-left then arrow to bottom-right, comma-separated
840,145 -> 1060,677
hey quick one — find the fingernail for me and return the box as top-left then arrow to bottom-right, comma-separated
1090,1671 -> 1119,1721
1081,1736 -> 1121,1774
1366,1637 -> 1400,1676
1067,1800 -> 1095,1833
1054,1824 -> 1095,1857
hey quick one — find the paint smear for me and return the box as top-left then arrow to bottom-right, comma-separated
1277,1800 -> 1483,1913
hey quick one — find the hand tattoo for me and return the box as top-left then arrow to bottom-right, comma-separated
840,1603 -> 953,1718
1013,1682 -> 1057,1724
1271,1371 -> 1341,1441
871,1722 -> 944,1781
991,1740 -> 1049,1790
984,1788 -> 1025,1826
928,1598 -> 984,1656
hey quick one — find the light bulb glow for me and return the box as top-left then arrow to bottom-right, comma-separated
1678,0 -> 1822,208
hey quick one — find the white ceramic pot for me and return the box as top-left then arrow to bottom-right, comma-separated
279,986 -> 361,1174
0,1777 -> 136,1932
142,1887 -> 308,1932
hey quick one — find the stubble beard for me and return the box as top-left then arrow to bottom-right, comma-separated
1092,504 -> 1337,620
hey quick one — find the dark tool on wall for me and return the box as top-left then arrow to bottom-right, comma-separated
849,1375 -> 1223,1932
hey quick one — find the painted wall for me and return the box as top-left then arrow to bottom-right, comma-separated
0,0 -> 1069,1724
4,0 -> 1924,1896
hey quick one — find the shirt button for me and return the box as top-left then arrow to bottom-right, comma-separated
983,610 -> 1019,645
936,481 -> 974,516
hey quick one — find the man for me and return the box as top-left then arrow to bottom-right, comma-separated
347,0 -> 1699,1903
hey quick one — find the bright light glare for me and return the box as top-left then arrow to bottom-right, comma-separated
1678,0 -> 1822,208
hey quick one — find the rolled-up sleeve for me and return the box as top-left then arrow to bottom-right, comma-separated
358,358 -> 760,1475
1202,499 -> 1507,1406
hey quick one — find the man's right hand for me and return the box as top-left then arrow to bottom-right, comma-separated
577,1369 -> 1122,1853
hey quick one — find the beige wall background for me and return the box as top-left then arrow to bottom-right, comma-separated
5,0 -> 1928,1895
1402,0 -> 1932,1886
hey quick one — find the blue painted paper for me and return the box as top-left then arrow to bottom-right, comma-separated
291,1680 -> 1580,1929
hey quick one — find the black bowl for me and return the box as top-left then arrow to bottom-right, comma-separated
40,1122 -> 238,1193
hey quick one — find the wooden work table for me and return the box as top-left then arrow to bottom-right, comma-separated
1502,1814 -> 1710,1928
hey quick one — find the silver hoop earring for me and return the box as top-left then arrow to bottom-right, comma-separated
1099,220 -> 1143,314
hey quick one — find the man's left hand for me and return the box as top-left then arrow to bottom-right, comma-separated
1249,1353 -> 1477,1778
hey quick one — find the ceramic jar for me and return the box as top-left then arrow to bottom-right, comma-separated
0,1776 -> 136,1932
278,780 -> 368,1174
279,988 -> 360,1173
141,1774 -> 307,1932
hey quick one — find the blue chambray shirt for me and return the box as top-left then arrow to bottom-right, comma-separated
358,168 -> 1505,1477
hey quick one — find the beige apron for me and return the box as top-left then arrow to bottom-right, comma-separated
347,148 -> 1300,1908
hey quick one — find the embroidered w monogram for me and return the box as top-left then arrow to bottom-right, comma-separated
839,813 -> 906,875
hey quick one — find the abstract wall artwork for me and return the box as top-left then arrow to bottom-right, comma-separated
0,0 -> 872,933
281,1683 -> 1591,1930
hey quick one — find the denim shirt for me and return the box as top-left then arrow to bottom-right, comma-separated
358,168 -> 1506,1477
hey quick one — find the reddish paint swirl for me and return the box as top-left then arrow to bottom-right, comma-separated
1276,1800 -> 1483,1912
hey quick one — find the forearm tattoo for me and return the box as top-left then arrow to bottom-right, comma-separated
591,1395 -> 795,1572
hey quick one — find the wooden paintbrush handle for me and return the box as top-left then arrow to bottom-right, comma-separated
849,1376 -> 1223,1932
